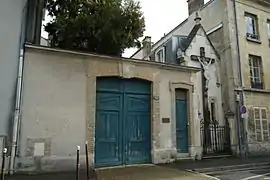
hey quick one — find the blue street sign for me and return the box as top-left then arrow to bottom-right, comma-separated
240,105 -> 247,114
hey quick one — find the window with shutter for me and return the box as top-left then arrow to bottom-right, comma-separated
253,107 -> 269,142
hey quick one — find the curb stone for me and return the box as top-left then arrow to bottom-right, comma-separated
190,162 -> 270,173
185,169 -> 220,180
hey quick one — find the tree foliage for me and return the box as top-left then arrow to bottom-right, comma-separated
45,0 -> 145,56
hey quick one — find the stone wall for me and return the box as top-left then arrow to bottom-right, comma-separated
17,45 -> 200,172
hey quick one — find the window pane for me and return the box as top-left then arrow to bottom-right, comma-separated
267,22 -> 270,38
251,18 -> 256,34
254,109 -> 260,119
253,58 -> 260,67
262,120 -> 268,130
211,102 -> 216,122
249,56 -> 263,88
254,68 -> 260,77
245,16 -> 255,34
256,131 -> 262,141
262,109 -> 267,119
255,120 -> 261,130
263,131 -> 268,141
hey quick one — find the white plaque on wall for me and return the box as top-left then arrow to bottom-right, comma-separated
34,142 -> 45,156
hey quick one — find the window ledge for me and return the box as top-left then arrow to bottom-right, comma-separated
243,87 -> 270,93
246,37 -> 262,44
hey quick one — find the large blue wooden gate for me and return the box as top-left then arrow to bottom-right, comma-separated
175,89 -> 189,153
95,77 -> 151,167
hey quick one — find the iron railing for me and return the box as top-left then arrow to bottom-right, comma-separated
201,120 -> 231,155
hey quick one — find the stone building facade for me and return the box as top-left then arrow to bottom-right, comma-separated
131,14 -> 228,157
235,0 -> 270,155
131,0 -> 270,156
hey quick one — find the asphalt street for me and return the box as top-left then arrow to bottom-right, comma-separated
197,164 -> 270,180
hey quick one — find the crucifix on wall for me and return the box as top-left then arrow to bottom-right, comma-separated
191,47 -> 215,124
199,47 -> 211,124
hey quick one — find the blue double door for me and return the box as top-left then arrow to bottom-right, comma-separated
175,89 -> 189,153
95,77 -> 152,167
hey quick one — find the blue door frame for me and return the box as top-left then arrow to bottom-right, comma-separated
175,90 -> 189,153
95,77 -> 151,167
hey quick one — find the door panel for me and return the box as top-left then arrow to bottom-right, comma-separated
95,93 -> 122,166
176,98 -> 189,153
125,94 -> 151,164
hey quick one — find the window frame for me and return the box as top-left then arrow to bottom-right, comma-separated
253,107 -> 269,142
155,46 -> 165,63
249,55 -> 264,89
245,12 -> 259,40
267,19 -> 270,41
209,97 -> 218,124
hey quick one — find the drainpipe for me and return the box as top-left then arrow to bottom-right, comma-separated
9,49 -> 24,175
9,0 -> 28,174
232,0 -> 247,158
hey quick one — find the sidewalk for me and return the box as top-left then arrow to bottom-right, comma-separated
163,155 -> 270,171
5,165 -> 213,180
5,156 -> 270,180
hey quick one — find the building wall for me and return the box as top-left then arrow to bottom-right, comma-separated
235,0 -> 270,89
19,49 -> 87,172
235,0 -> 270,154
0,0 -> 28,141
17,46 -> 200,172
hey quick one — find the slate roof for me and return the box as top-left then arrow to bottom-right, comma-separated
131,14 -> 220,60
180,23 -> 220,59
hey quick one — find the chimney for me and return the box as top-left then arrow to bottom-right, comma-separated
142,36 -> 152,58
187,0 -> 204,15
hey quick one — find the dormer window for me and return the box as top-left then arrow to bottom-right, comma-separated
155,47 -> 165,63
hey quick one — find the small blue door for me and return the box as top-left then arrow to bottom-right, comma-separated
175,89 -> 189,153
95,77 -> 151,167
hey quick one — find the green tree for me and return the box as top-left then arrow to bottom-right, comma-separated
45,0 -> 145,56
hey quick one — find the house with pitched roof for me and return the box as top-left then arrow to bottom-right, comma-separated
133,0 -> 270,157
131,13 -> 231,158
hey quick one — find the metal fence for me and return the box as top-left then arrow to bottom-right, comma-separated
201,120 -> 231,156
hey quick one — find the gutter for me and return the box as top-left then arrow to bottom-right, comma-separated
232,0 -> 247,157
9,0 -> 28,174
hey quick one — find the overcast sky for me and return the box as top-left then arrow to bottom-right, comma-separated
42,0 -> 210,57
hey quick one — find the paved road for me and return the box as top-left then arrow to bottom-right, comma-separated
196,164 -> 270,180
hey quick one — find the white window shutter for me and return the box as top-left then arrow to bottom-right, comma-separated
254,108 -> 262,141
261,108 -> 269,141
